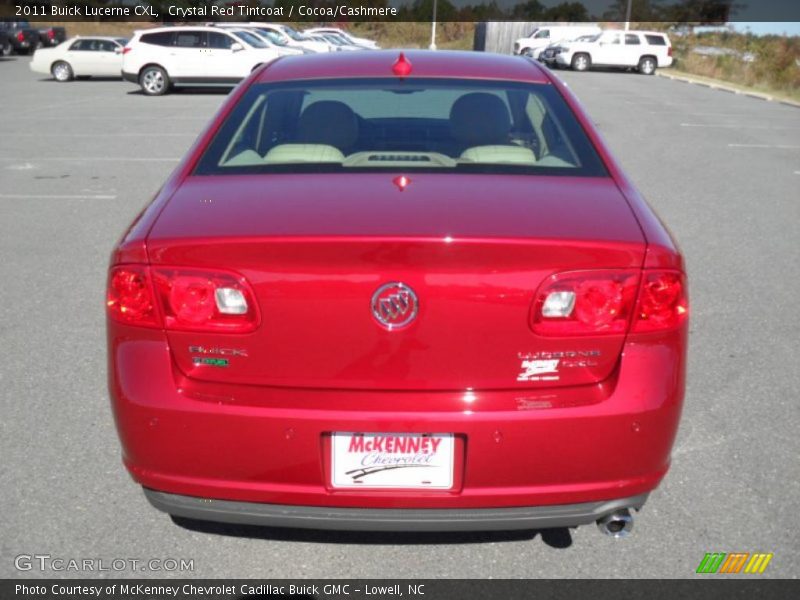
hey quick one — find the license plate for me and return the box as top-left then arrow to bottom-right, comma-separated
331,433 -> 454,489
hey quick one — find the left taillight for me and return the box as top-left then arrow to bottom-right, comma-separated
47,29 -> 55,39
122,47 -> 131,54
107,266 -> 159,327
107,266 -> 259,333
17,31 -> 25,42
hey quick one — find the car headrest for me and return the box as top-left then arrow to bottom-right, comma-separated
449,93 -> 512,147
297,101 -> 358,151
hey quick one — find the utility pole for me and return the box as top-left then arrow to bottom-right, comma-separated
624,0 -> 633,31
429,0 -> 438,50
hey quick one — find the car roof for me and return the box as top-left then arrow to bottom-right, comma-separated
134,26 -> 210,34
255,50 -> 550,84
609,30 -> 669,36
70,36 -> 125,41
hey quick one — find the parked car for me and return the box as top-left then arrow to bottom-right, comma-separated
0,30 -> 11,57
514,25 -> 601,59
255,23 -> 330,53
306,32 -> 362,52
304,27 -> 379,49
555,30 -> 673,74
107,50 -> 688,535
208,24 -> 306,57
539,34 -> 599,67
35,25 -> 67,49
0,20 -> 39,55
30,37 -> 127,82
121,27 -> 281,96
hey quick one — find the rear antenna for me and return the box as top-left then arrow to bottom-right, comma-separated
392,53 -> 412,78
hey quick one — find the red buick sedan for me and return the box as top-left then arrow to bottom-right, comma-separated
107,51 -> 687,537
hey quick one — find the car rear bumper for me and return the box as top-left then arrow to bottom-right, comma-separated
109,323 -> 686,522
122,70 -> 138,84
145,488 -> 649,531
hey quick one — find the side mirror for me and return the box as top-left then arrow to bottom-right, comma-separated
231,43 -> 244,52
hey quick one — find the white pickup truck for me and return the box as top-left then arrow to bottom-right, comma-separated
514,25 -> 601,59
553,30 -> 673,75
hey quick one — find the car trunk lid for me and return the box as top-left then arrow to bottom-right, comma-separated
147,173 -> 645,390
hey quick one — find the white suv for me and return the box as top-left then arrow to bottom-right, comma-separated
122,27 -> 280,96
554,30 -> 673,74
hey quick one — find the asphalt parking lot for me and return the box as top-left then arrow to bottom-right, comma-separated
1,54 -> 799,579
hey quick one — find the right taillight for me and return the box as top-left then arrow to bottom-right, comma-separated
531,270 -> 640,336
631,270 -> 688,333
531,269 -> 687,336
107,266 -> 259,333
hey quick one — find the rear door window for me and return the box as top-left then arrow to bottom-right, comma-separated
140,31 -> 174,46
645,35 -> 667,46
175,31 -> 205,48
208,32 -> 235,49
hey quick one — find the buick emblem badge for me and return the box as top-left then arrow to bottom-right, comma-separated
371,282 -> 419,330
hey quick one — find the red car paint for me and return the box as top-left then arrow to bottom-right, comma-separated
107,51 -> 687,528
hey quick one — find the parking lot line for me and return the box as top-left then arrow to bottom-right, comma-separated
0,157 -> 181,162
727,144 -> 800,149
2,133 -> 195,138
681,123 -> 800,129
651,111 -> 799,118
0,194 -> 117,199
11,115 -> 209,120
683,123 -> 800,130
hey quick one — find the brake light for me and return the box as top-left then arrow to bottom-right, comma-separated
17,31 -> 24,42
151,267 -> 259,333
107,266 -> 259,333
531,269 -> 687,336
122,47 -> 131,54
631,271 -> 687,332
47,29 -> 55,39
107,266 -> 158,327
668,46 -> 673,57
531,270 -> 639,336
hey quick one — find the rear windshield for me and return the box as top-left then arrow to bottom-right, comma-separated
195,78 -> 607,177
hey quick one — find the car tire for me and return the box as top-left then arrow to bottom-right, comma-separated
139,65 -> 170,96
638,56 -> 657,75
51,61 -> 73,82
571,53 -> 590,72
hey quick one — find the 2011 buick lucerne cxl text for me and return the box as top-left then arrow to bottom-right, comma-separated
107,51 -> 688,538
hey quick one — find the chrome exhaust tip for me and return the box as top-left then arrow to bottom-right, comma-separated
596,509 -> 633,538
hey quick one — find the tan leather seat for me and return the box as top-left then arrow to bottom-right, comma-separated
297,101 -> 359,153
449,93 -> 512,150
